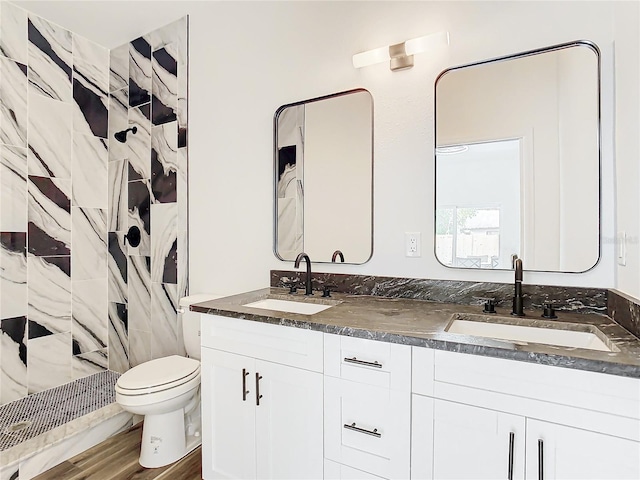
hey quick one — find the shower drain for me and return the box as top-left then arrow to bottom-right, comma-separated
4,420 -> 32,434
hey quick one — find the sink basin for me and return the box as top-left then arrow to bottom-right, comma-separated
446,314 -> 617,352
243,298 -> 334,315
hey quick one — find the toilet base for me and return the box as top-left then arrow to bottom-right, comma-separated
139,395 -> 202,468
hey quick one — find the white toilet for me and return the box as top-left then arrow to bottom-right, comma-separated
115,294 -> 219,468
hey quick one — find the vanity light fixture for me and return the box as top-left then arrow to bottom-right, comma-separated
353,31 -> 449,71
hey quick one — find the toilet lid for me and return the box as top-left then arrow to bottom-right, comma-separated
117,355 -> 200,391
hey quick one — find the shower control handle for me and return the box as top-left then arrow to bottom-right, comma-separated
123,226 -> 141,248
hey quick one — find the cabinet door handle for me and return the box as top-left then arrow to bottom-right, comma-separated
242,368 -> 249,401
255,372 -> 263,406
343,422 -> 382,438
507,432 -> 515,480
343,357 -> 382,368
538,439 -> 544,480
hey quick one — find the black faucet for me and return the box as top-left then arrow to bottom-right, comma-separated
294,252 -> 313,295
512,258 -> 524,316
331,250 -> 344,263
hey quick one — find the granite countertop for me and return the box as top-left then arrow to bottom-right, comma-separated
191,287 -> 640,378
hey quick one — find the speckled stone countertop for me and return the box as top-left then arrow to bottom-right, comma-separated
191,287 -> 640,379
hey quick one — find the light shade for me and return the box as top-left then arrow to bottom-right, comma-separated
405,31 -> 449,56
352,45 -> 390,69
352,31 -> 449,70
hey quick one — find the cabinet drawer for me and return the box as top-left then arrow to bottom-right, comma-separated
324,377 -> 410,479
432,350 -> 640,420
201,314 -> 323,372
324,334 -> 411,390
324,459 -> 386,479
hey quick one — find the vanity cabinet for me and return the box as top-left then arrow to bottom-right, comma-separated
411,349 -> 640,480
199,310 -> 640,480
201,314 -> 324,480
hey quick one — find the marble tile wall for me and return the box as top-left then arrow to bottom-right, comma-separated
0,2 -> 108,406
0,3 -> 189,406
107,17 -> 189,372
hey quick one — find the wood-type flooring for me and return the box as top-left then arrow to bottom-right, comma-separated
33,423 -> 202,480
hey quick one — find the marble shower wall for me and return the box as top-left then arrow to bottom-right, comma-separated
0,2 -> 109,406
0,3 -> 189,406
107,17 -> 189,374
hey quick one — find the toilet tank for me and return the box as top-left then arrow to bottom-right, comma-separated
179,294 -> 224,360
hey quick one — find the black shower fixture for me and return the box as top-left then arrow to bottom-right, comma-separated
124,226 -> 141,247
114,126 -> 137,143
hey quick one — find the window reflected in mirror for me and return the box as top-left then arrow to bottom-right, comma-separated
436,139 -> 520,269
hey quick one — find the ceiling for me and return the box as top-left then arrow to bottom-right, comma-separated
13,1 -> 192,48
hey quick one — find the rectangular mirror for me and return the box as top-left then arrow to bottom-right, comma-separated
435,41 -> 600,273
274,89 -> 373,264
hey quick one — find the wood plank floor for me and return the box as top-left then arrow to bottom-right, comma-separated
34,423 -> 202,480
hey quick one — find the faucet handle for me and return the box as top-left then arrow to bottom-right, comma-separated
322,284 -> 338,298
283,278 -> 300,294
483,299 -> 497,314
542,301 -> 558,319
473,296 -> 497,314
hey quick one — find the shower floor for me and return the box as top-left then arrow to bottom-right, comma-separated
0,370 -> 120,453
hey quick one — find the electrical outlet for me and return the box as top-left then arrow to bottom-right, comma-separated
405,232 -> 421,257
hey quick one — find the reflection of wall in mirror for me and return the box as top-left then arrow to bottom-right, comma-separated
276,105 -> 304,259
557,47 -> 599,272
436,45 -> 599,272
304,92 -> 372,263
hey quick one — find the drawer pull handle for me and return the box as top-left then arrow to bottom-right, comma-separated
343,422 -> 381,438
242,368 -> 249,401
344,357 -> 382,368
508,432 -> 515,480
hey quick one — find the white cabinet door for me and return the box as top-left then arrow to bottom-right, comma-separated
430,399 -> 525,480
526,419 -> 640,480
255,359 -> 324,480
202,348 -> 257,480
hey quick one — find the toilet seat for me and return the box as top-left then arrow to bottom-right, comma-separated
116,355 -> 200,396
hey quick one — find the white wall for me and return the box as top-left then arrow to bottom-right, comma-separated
613,1 -> 640,299
14,1 -> 638,299
188,0 -> 629,296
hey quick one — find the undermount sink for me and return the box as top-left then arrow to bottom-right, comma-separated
445,314 -> 618,352
243,298 -> 335,315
